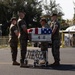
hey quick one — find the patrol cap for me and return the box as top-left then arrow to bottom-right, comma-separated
18,10 -> 26,14
51,13 -> 58,17
40,18 -> 47,23
11,17 -> 17,22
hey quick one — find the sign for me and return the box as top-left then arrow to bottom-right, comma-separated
31,28 -> 52,42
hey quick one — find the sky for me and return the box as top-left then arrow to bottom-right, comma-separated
56,0 -> 75,20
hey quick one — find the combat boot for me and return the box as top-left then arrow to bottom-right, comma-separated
12,61 -> 20,66
50,61 -> 60,66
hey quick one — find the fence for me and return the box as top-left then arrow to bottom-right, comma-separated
0,36 -> 9,47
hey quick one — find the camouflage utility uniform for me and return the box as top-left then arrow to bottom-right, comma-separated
18,19 -> 28,64
51,21 -> 60,63
9,24 -> 18,62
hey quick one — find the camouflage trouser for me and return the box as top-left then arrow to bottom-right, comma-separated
41,42 -> 48,61
52,39 -> 60,62
20,39 -> 27,63
10,41 -> 18,62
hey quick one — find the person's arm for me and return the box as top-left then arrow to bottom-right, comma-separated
22,25 -> 27,33
52,25 -> 58,35
14,30 -> 19,36
52,22 -> 58,35
19,20 -> 27,33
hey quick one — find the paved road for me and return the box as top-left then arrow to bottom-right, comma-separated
0,47 -> 75,75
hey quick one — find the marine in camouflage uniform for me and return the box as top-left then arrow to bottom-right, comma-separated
18,11 -> 28,67
51,14 -> 60,66
9,17 -> 20,65
40,18 -> 50,64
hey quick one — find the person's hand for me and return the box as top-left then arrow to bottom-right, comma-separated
27,28 -> 33,33
29,28 -> 33,32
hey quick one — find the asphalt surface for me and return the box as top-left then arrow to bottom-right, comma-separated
0,47 -> 75,75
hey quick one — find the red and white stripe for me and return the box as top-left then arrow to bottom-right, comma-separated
32,28 -> 41,34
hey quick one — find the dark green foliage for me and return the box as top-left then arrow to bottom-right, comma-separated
0,0 -> 42,36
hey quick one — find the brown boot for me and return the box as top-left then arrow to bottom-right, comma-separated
50,61 -> 60,66
12,61 -> 20,66
20,63 -> 27,67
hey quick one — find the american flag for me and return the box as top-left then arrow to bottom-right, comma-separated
32,28 -> 52,34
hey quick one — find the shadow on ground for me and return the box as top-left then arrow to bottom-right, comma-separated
21,64 -> 75,71
50,64 -> 75,71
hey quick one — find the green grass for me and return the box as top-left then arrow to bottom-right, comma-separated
0,45 -> 9,49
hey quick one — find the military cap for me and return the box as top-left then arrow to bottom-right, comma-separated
40,18 -> 47,23
11,17 -> 17,22
51,13 -> 58,17
19,10 -> 26,14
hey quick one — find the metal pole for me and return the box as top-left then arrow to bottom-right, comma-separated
61,32 -> 64,48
